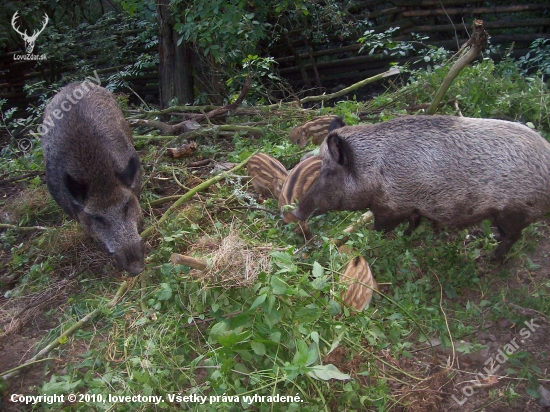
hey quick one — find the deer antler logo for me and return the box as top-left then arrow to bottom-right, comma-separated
11,11 -> 49,54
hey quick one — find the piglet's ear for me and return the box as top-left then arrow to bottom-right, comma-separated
326,134 -> 351,167
65,173 -> 87,205
116,155 -> 140,188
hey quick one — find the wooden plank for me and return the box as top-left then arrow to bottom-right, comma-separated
277,31 -> 546,77
396,0 -> 498,5
403,18 -> 550,33
402,3 -> 548,17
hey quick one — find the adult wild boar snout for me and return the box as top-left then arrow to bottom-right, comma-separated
290,186 -> 322,221
114,238 -> 145,277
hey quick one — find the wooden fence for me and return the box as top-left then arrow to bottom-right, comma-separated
270,0 -> 550,88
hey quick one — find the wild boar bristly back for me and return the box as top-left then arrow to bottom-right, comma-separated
41,83 -> 145,276
292,115 -> 550,260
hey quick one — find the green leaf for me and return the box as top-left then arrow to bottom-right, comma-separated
307,364 -> 351,381
526,387 -> 540,398
526,257 -> 541,270
296,305 -> 321,323
250,293 -> 267,310
250,341 -> 266,356
156,283 -> 173,301
209,321 -> 228,339
306,345 -> 318,366
292,340 -> 309,365
271,275 -> 290,295
312,261 -> 324,278
269,331 -> 281,343
310,331 -> 319,344
311,276 -> 328,290
218,331 -> 249,347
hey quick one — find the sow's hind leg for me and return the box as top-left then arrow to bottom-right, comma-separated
492,211 -> 530,260
403,211 -> 422,236
373,212 -> 408,233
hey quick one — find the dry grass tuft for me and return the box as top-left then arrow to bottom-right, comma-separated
39,222 -> 115,277
41,221 -> 87,255
0,186 -> 57,224
187,227 -> 270,288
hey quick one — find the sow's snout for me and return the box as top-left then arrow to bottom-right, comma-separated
113,239 -> 145,277
291,206 -> 311,222
89,195 -> 146,277
290,192 -> 326,222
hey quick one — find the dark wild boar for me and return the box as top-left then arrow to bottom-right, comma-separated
41,82 -> 145,276
292,115 -> 550,259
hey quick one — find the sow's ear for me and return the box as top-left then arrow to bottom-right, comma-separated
65,173 -> 87,207
116,155 -> 140,188
325,134 -> 351,167
328,116 -> 346,132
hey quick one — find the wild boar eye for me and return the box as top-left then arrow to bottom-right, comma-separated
92,215 -> 107,227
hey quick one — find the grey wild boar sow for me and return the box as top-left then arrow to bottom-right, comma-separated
247,153 -> 288,200
279,156 -> 322,240
41,83 -> 145,276
289,116 -> 346,147
292,115 -> 550,259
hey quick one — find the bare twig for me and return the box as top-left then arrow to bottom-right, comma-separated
298,68 -> 400,105
0,223 -> 50,231
426,20 -> 488,115
187,159 -> 212,168
0,171 -> 43,186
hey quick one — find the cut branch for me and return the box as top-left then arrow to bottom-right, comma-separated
128,119 -> 174,133
0,223 -> 50,231
140,152 -> 257,239
133,125 -> 263,142
166,141 -> 197,158
171,76 -> 252,134
298,68 -> 400,105
426,20 -> 488,115
128,77 -> 251,135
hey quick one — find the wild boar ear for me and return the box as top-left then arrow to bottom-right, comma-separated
65,173 -> 88,204
326,134 -> 351,167
328,117 -> 346,132
116,155 -> 140,188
